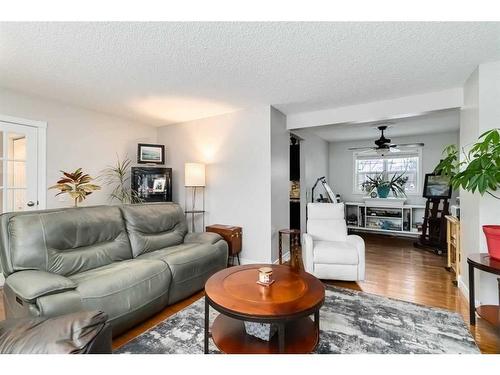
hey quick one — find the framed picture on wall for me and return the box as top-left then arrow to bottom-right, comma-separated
137,143 -> 165,164
423,173 -> 452,199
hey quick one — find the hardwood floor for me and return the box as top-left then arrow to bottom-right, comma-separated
326,233 -> 500,354
1,233 -> 499,353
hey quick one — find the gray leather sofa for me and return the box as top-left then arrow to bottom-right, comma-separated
0,203 -> 228,336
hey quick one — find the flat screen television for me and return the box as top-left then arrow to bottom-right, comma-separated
422,173 -> 452,199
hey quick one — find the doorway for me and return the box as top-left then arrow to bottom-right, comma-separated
290,135 -> 300,230
0,116 -> 46,214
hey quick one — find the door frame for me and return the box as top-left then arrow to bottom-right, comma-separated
0,114 -> 47,210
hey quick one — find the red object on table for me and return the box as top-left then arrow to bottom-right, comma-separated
483,225 -> 500,260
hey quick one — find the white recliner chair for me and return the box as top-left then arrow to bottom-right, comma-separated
302,203 -> 365,281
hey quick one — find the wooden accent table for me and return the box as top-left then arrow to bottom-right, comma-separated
204,264 -> 325,354
278,229 -> 301,265
468,253 -> 500,327
206,224 -> 242,266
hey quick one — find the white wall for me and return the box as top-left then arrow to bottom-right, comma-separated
460,61 -> 500,305
0,88 -> 157,209
270,107 -> 290,262
156,106 -> 273,264
459,68 -> 480,295
328,132 -> 460,205
291,129 -> 330,232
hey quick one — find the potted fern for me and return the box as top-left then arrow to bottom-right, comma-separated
435,128 -> 500,259
100,156 -> 142,204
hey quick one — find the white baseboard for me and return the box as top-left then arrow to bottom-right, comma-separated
237,256 -> 263,265
273,251 -> 290,264
236,254 -> 289,265
458,275 -> 481,307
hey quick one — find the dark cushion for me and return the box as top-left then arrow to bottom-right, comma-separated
0,311 -> 108,354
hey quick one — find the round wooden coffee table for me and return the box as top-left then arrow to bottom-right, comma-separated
204,264 -> 325,354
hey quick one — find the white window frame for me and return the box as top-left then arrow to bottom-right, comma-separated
352,147 -> 423,196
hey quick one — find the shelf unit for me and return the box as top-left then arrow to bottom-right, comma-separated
445,215 -> 461,285
345,201 -> 425,237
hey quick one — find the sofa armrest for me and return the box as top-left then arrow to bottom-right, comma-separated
5,270 -> 77,302
302,233 -> 314,274
347,234 -> 365,280
184,232 -> 223,245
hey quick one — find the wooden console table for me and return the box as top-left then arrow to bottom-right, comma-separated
467,253 -> 500,327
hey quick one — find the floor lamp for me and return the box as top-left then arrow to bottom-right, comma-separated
184,163 -> 206,233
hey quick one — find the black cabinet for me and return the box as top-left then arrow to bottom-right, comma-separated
131,167 -> 172,202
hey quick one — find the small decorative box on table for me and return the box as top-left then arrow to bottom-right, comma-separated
206,224 -> 242,266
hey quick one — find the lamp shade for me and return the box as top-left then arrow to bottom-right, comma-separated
185,163 -> 206,187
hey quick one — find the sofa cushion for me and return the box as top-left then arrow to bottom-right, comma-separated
138,241 -> 228,304
0,206 -> 133,276
313,240 -> 359,265
69,259 -> 171,324
121,203 -> 188,257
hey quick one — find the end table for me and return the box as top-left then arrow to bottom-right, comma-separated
467,253 -> 500,327
206,224 -> 242,266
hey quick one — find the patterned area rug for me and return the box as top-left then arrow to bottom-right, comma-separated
115,286 -> 479,354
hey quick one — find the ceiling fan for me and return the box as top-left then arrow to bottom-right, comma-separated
348,124 -> 424,154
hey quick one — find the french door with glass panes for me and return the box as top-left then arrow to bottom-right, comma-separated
0,121 -> 39,213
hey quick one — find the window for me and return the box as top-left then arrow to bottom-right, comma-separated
353,149 -> 422,195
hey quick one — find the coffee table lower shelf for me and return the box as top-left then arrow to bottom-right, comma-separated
211,314 -> 319,354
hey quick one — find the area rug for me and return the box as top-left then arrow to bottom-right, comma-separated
115,286 -> 479,354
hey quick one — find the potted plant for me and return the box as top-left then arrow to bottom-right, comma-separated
361,172 -> 408,198
100,155 -> 142,204
49,168 -> 100,207
435,128 -> 500,259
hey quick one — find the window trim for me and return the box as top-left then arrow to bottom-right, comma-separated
351,147 -> 423,196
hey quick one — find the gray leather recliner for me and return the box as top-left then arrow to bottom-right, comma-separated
0,203 -> 228,336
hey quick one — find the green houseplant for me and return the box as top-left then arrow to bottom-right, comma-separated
435,128 -> 500,259
361,172 -> 408,198
100,155 -> 142,204
49,168 -> 101,207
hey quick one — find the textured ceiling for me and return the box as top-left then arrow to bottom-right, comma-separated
1,22 -> 499,126
310,109 -> 460,142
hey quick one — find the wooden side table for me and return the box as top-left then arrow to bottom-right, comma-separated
204,264 -> 325,354
467,253 -> 500,327
278,229 -> 301,265
206,224 -> 242,266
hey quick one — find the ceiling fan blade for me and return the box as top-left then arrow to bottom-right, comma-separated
394,143 -> 425,147
348,146 -> 376,151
